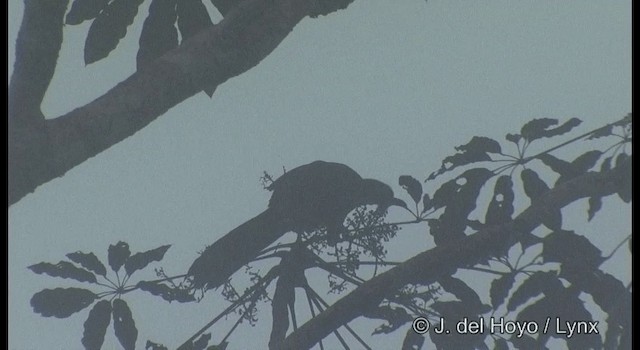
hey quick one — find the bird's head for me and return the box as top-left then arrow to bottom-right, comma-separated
358,179 -> 407,215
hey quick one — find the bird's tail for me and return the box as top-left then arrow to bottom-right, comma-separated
188,209 -> 288,290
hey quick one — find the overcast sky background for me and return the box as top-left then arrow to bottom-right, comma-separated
9,1 -> 631,349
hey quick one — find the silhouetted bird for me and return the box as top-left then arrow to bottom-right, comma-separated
188,161 -> 406,290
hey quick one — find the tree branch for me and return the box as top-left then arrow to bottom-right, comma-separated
280,160 -> 630,349
9,0 -> 356,205
9,0 -> 67,124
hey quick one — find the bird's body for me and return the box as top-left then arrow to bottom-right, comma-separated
267,161 -> 367,238
188,161 -> 405,290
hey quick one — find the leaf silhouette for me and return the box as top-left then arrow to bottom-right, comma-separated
66,0 -> 110,25
108,241 -> 131,273
428,136 -> 500,180
542,230 -> 603,278
66,251 -> 107,277
435,168 -> 493,243
614,153 -> 631,203
587,124 -> 613,140
137,281 -> 196,303
124,245 -> 171,276
84,0 -> 145,64
31,288 -> 97,318
505,133 -> 521,144
113,299 -> 138,350
587,196 -> 602,221
520,169 -> 561,229
193,333 -> 212,350
421,193 -> 433,213
399,175 -> 423,204
549,150 -> 602,185
569,150 -> 602,172
507,271 -> 562,312
28,261 -> 97,283
538,154 -> 572,176
439,276 -> 486,312
432,168 -> 492,210
490,272 -> 515,309
82,300 -> 112,350
484,175 -> 514,225
517,292 -> 602,349
520,169 -> 549,200
520,118 -> 581,142
457,136 -> 502,154
137,0 -> 179,70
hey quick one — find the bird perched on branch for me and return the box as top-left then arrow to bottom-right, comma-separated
187,161 -> 406,290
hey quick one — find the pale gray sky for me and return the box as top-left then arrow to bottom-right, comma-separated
9,1 -> 631,349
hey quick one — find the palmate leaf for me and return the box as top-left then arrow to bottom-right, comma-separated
587,124 -> 614,140
428,136 -> 501,180
124,245 -> 171,276
439,276 -> 488,313
614,153 -> 631,203
137,0 -> 179,70
542,230 -> 604,278
431,168 -> 493,245
520,117 -> 582,142
137,281 -> 196,303
66,251 -> 107,277
489,272 -> 515,309
31,288 -> 97,318
176,333 -> 213,350
520,169 -> 549,200
421,193 -> 433,213
28,261 -> 97,283
108,241 -> 131,273
84,0 -> 145,64
517,292 -> 602,350
506,271 -> 563,312
82,300 -> 112,350
484,175 -> 514,225
113,299 -> 138,350
587,196 -> 603,221
520,169 -> 562,230
193,333 -> 212,350
399,175 -> 423,204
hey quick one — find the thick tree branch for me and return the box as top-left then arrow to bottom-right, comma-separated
9,0 -> 67,124
8,0 -> 69,207
8,0 -> 356,205
280,160 -> 630,349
